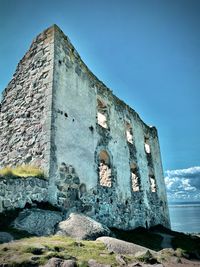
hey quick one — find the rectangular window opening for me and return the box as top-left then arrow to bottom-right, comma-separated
131,163 -> 140,192
126,122 -> 133,144
97,99 -> 108,129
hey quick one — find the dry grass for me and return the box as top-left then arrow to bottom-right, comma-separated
0,165 -> 45,179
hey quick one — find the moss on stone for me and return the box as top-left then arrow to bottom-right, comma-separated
0,165 -> 45,179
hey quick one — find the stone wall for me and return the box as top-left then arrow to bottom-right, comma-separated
0,25 -> 170,230
0,177 -> 48,213
48,26 -> 170,229
0,26 -> 54,172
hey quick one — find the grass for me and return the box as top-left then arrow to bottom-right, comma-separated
0,235 -> 120,266
0,165 -> 45,179
0,228 -> 199,266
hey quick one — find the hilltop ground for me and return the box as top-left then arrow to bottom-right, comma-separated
0,224 -> 200,267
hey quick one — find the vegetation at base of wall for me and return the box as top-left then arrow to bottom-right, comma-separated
0,165 -> 46,179
111,227 -> 163,251
171,233 -> 200,257
151,224 -> 200,257
0,235 -> 121,266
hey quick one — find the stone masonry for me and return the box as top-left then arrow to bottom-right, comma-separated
0,27 -> 54,171
0,25 -> 170,230
0,177 -> 48,213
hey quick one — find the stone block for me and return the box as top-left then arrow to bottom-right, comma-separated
3,199 -> 12,208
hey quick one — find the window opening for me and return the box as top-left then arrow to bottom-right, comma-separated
97,99 -> 108,129
148,167 -> 157,192
144,137 -> 151,154
130,163 -> 140,192
125,122 -> 133,144
98,150 -> 112,187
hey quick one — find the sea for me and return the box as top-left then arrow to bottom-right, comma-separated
168,202 -> 200,233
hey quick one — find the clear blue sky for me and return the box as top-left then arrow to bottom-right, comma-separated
0,0 -> 199,172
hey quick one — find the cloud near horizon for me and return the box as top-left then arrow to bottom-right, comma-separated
165,166 -> 200,202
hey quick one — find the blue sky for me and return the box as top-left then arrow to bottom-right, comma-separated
0,0 -> 199,201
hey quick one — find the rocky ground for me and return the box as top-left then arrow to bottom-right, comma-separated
0,210 -> 199,267
0,233 -> 199,267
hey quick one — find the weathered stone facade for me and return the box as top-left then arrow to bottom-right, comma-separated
0,177 -> 48,213
0,27 -> 54,172
0,25 -> 170,230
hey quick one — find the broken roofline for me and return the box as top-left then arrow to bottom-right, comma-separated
2,24 -> 157,134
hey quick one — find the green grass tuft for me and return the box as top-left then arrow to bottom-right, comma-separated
0,165 -> 46,179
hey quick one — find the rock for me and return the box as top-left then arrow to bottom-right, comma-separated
115,254 -> 127,265
0,232 -> 13,244
88,259 -> 111,267
12,208 -> 63,236
43,258 -> 77,267
3,199 -> 12,208
159,248 -> 175,256
135,250 -> 158,264
97,237 -> 155,255
62,260 -> 77,267
142,264 -> 164,267
170,256 -> 182,264
127,264 -> 142,267
56,213 -> 111,240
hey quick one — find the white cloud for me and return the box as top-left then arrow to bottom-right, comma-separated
166,166 -> 200,178
164,166 -> 200,202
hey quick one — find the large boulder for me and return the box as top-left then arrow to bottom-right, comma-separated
56,213 -> 111,240
97,236 -> 155,255
12,208 -> 63,236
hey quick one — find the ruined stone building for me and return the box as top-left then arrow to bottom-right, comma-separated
0,25 -> 170,229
